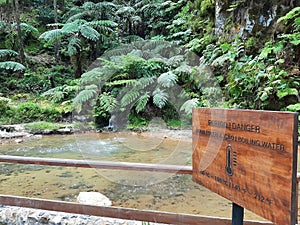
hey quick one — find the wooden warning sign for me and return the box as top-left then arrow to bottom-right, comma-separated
192,108 -> 298,225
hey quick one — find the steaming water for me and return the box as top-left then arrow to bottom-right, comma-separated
0,133 -> 276,221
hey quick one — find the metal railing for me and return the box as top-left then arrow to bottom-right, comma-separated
0,155 -> 288,225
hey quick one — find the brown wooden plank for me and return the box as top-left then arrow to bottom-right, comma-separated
192,108 -> 298,225
0,155 -> 192,174
0,195 -> 272,225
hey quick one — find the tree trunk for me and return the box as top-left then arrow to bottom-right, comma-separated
5,0 -> 11,22
13,0 -> 25,65
75,51 -> 82,79
53,0 -> 60,63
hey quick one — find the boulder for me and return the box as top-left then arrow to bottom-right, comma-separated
77,192 -> 112,207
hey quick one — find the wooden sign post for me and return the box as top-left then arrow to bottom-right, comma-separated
192,108 -> 298,225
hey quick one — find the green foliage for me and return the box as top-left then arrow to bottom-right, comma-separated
286,103 -> 300,112
201,38 -> 299,110
0,49 -> 19,59
0,97 -> 11,115
24,122 -> 62,131
93,92 -> 118,118
128,114 -> 149,129
0,100 -> 62,124
0,61 -> 26,71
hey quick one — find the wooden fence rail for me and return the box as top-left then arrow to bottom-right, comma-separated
0,155 -> 293,225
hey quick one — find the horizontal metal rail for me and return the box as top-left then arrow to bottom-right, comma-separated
0,195 -> 273,225
0,155 -> 193,174
1,155 -> 299,181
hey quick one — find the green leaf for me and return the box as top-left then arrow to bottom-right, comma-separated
277,88 -> 298,99
0,49 -> 18,59
121,90 -> 140,107
286,103 -> 300,112
0,61 -> 25,71
79,25 -> 100,41
157,71 -> 178,88
106,79 -> 137,87
39,29 -> 63,41
135,92 -> 150,113
290,39 -> 300,45
73,84 -> 98,112
260,92 -> 269,101
180,98 -> 199,115
153,88 -> 168,108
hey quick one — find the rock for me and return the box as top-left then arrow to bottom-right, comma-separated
77,192 -> 112,207
56,128 -> 72,134
14,139 -> 23,143
73,115 -> 87,122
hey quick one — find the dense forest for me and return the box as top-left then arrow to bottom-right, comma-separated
0,0 -> 299,129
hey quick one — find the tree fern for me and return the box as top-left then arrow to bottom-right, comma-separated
157,71 -> 178,88
135,92 -> 150,113
153,88 -> 168,108
0,61 -> 25,71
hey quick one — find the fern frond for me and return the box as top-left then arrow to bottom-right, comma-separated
79,25 -> 100,41
67,12 -> 89,22
73,84 -> 98,112
64,84 -> 80,93
39,29 -> 63,41
80,68 -> 104,85
20,23 -> 39,35
67,37 -> 81,55
103,45 -> 134,59
0,49 -> 18,59
122,35 -> 144,43
174,64 -> 193,74
135,92 -> 150,113
180,98 -> 199,115
98,92 -> 118,113
157,71 -> 178,88
167,55 -> 184,67
62,20 -> 87,33
105,79 -> 137,87
117,6 -> 135,15
96,1 -> 118,10
137,77 -> 156,88
153,88 -> 168,108
82,1 -> 96,10
89,20 -> 118,29
277,7 -> 300,23
0,61 -> 25,71
121,90 -> 140,107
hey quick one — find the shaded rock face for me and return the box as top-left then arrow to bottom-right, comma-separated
215,0 -> 297,38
